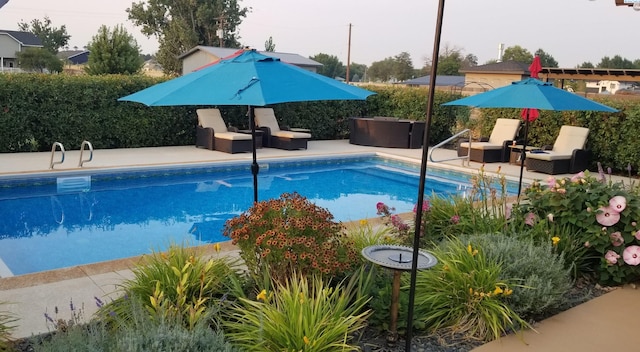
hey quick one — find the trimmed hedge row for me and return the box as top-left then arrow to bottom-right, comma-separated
0,75 -> 464,153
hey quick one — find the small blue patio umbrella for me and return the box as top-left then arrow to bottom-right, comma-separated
119,49 -> 375,202
442,77 -> 618,195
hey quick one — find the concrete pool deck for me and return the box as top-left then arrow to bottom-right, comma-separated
0,140 -> 637,351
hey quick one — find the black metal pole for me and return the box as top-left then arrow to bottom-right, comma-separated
516,116 -> 530,198
249,106 -> 259,203
405,0 -> 445,350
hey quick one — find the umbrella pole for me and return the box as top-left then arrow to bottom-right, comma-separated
517,116 -> 530,199
249,106 -> 259,203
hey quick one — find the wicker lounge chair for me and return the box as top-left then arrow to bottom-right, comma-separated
525,125 -> 590,175
457,118 -> 521,163
254,108 -> 312,150
195,108 -> 252,154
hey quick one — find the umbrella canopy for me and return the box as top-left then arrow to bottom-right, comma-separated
119,49 -> 374,106
119,49 -> 375,203
443,78 -> 618,112
443,77 -> 618,196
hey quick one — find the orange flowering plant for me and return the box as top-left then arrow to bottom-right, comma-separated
223,192 -> 359,284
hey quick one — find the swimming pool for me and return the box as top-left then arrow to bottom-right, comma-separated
0,155 -> 510,276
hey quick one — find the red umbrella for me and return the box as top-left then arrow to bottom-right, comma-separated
521,56 -> 542,121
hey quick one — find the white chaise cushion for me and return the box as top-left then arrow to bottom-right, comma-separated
197,108 -> 228,133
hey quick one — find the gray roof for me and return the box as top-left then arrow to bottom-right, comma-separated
178,46 -> 322,67
402,75 -> 465,86
56,50 -> 89,60
460,60 -> 531,74
0,30 -> 42,46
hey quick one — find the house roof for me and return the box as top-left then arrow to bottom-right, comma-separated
402,75 -> 465,86
460,60 -> 531,75
0,30 -> 43,47
178,46 -> 322,67
56,50 -> 89,60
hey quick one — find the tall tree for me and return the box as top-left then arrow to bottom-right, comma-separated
367,57 -> 396,82
502,45 -> 533,64
309,53 -> 345,79
15,47 -> 63,73
393,51 -> 414,81
578,61 -> 594,68
127,0 -> 248,75
534,48 -> 558,67
85,25 -> 143,75
348,62 -> 366,82
18,16 -> 70,54
598,55 -> 635,69
264,36 -> 276,52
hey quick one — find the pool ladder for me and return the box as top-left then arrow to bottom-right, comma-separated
427,129 -> 472,166
49,141 -> 94,169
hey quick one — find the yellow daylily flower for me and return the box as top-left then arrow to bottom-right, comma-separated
257,289 -> 267,301
504,288 -> 513,296
303,336 -> 310,345
493,286 -> 504,295
359,219 -> 368,226
213,243 -> 221,253
551,236 -> 560,246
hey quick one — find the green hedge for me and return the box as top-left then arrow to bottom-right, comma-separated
457,96 -> 640,173
0,76 -> 465,153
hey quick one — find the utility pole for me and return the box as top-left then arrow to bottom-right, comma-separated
216,15 -> 225,47
346,23 -> 352,83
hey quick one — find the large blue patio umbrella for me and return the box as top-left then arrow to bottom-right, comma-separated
119,49 -> 374,202
442,78 -> 618,195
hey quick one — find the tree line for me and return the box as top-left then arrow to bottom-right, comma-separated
12,0 -> 640,80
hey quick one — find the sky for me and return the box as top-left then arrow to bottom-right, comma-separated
0,0 -> 639,68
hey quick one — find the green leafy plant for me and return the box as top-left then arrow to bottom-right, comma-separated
223,192 -> 359,285
411,239 -> 530,341
0,302 -> 17,352
223,273 -> 371,352
98,243 -> 242,329
461,233 -> 572,320
345,219 -> 402,262
32,299 -> 237,352
520,171 -> 640,284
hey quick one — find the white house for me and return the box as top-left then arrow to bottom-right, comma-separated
0,30 -> 43,72
585,80 -> 635,94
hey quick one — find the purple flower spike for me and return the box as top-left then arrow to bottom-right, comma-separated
607,167 -> 612,175
94,296 -> 104,308
70,300 -> 75,311
597,162 -> 605,182
109,311 -> 116,317
44,313 -> 54,323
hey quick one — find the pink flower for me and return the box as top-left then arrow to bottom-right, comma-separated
505,204 -> 512,219
450,215 -> 460,224
571,171 -> 585,183
623,246 -> 640,266
610,232 -> 624,247
609,196 -> 627,213
596,206 -> 621,227
413,200 -> 430,213
546,176 -> 556,188
524,212 -> 536,226
605,250 -> 620,265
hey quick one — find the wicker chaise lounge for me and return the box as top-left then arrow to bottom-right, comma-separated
457,118 -> 521,163
525,125 -> 590,175
254,108 -> 311,150
195,108 -> 252,154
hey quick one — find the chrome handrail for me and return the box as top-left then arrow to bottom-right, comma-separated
428,129 -> 471,166
78,140 -> 93,167
49,142 -> 65,169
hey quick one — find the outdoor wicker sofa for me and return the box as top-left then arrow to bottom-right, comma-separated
348,117 -> 425,149
525,125 -> 590,175
456,118 -> 521,163
195,108 -> 253,154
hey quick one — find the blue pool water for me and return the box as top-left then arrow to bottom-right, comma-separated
0,155 -> 508,276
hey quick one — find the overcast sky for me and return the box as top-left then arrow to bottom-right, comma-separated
1,0 -> 638,68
